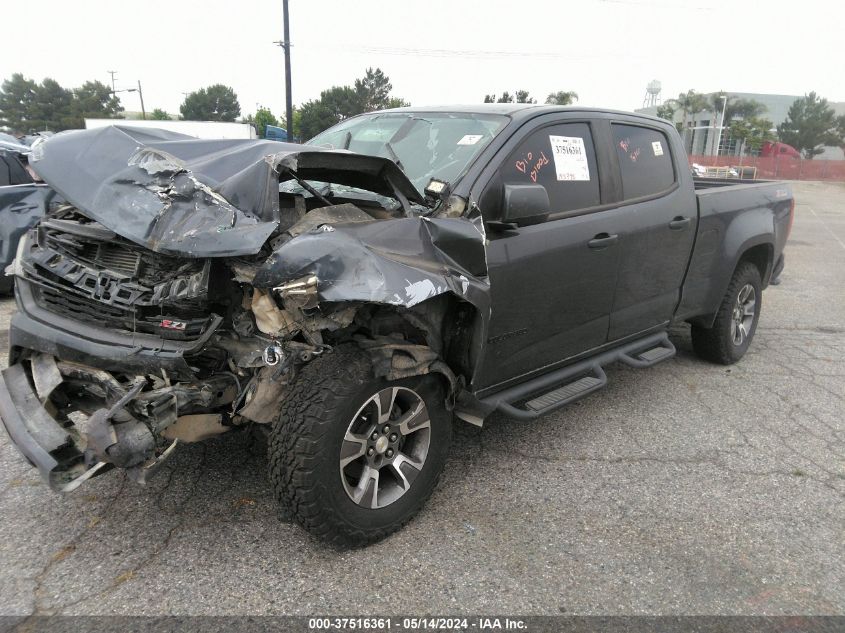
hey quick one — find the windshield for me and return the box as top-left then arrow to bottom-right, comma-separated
307,112 -> 509,194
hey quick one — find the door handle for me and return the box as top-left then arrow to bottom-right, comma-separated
588,233 -> 618,249
8,202 -> 33,214
486,220 -> 519,234
669,216 -> 691,230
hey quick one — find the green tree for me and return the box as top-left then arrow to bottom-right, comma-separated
31,78 -> 75,131
482,92 -> 513,103
656,102 -> 675,121
72,80 -> 123,126
664,90 -> 709,150
296,69 -> 408,139
0,73 -> 38,133
298,86 -> 361,140
777,92 -> 840,159
386,96 -> 410,109
727,98 -> 765,124
253,107 -> 279,137
354,67 -> 393,112
1,74 -> 125,132
709,93 -> 766,127
150,108 -> 170,120
671,90 -> 709,129
180,84 -> 241,122
838,114 -> 845,155
545,90 -> 578,105
729,117 -> 775,156
515,90 -> 535,104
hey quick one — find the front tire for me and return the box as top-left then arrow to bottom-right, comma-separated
268,345 -> 451,547
691,261 -> 762,364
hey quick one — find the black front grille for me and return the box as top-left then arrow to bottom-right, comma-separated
35,285 -> 129,329
41,226 -> 181,286
27,214 -> 212,341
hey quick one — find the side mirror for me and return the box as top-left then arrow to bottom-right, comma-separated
502,184 -> 550,227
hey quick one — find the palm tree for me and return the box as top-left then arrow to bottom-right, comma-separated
665,90 -> 709,151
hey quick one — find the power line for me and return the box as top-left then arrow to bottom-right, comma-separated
296,44 -> 646,60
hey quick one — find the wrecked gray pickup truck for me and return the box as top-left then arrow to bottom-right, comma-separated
0,106 -> 792,546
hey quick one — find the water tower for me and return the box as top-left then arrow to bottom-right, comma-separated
643,80 -> 662,108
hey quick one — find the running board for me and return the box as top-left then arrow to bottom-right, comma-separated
482,332 -> 676,421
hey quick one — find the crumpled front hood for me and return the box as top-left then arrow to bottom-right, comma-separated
30,125 -> 424,258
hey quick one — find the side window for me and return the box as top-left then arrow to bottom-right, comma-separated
499,122 -> 601,214
0,153 -> 33,186
612,124 -> 675,200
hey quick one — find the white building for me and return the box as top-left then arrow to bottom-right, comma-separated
636,92 -> 845,159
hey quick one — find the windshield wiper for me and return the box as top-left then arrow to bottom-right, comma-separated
279,168 -> 332,206
383,141 -> 404,172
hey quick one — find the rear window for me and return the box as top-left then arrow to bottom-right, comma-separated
612,124 -> 675,200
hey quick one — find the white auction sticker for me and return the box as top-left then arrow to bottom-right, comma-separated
652,141 -> 664,156
457,134 -> 483,145
548,136 -> 590,181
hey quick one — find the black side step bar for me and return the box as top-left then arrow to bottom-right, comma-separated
481,332 -> 676,421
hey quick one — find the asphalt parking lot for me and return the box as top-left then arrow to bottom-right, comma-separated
0,180 -> 842,616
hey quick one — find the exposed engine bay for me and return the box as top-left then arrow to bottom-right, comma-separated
5,125 -> 490,490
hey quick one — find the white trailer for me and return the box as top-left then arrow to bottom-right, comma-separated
84,119 -> 257,140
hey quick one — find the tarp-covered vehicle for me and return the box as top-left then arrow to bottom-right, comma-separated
0,147 -> 58,295
0,107 -> 792,545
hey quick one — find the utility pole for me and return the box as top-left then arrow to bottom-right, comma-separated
714,94 -> 727,157
137,80 -> 146,120
108,70 -> 117,94
281,0 -> 294,141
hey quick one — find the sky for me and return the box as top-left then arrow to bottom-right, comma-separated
2,0 -> 843,119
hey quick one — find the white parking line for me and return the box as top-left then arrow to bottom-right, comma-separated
805,205 -> 845,251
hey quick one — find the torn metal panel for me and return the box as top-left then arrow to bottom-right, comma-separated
31,353 -> 63,403
29,126 -> 425,257
270,151 -> 424,207
237,366 -> 290,424
284,203 -> 374,238
252,215 -> 491,316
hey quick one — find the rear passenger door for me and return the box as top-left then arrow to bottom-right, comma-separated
473,117 -> 627,391
606,122 -> 697,340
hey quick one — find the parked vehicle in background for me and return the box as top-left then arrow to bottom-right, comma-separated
0,148 -> 58,294
0,106 -> 793,546
760,141 -> 800,159
0,133 -> 31,154
264,124 -> 289,141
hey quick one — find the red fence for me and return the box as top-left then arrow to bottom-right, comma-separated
688,155 -> 845,181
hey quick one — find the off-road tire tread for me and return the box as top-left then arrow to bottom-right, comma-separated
691,262 -> 761,365
267,345 -> 445,547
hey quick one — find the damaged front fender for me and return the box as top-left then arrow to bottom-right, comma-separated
252,215 -> 490,314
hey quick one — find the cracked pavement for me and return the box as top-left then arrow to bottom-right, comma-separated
0,181 -> 842,615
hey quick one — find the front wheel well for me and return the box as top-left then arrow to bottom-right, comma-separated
319,295 -> 481,396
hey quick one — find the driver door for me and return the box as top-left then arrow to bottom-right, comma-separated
472,119 -> 625,392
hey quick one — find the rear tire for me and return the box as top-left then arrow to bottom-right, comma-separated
691,261 -> 762,364
268,345 -> 451,547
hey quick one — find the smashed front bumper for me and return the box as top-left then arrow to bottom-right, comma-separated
0,361 -> 115,492
0,353 -> 237,492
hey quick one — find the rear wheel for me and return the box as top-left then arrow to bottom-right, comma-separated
268,345 -> 451,547
691,261 -> 762,364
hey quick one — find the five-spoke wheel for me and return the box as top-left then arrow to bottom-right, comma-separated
340,386 -> 431,509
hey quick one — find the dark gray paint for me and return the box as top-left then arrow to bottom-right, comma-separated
0,184 -> 57,293
28,126 -> 423,258
6,107 -> 792,402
